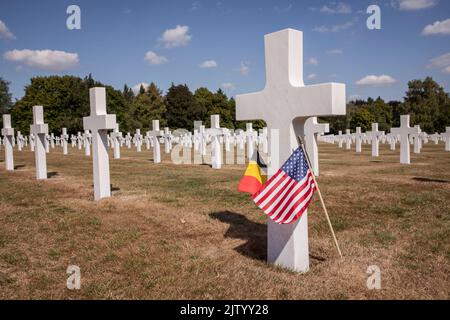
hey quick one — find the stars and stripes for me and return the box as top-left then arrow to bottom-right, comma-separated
252,146 -> 316,224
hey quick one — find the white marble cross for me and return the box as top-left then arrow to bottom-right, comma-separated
411,125 -> 422,154
147,120 -> 162,163
163,127 -> 173,154
344,129 -> 352,150
1,114 -> 14,171
30,106 -> 49,180
61,128 -> 69,155
83,129 -> 92,156
205,115 -> 225,169
235,28 -> 346,272
245,123 -> 257,160
111,123 -> 121,159
354,127 -> 364,153
77,132 -> 83,150
442,127 -> 450,151
304,117 -> 329,176
83,87 -> 117,200
391,115 -> 419,164
134,129 -> 143,152
367,123 -> 384,157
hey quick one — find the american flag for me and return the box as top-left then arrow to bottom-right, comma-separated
252,146 -> 316,224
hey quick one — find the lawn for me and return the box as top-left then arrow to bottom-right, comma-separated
0,142 -> 449,299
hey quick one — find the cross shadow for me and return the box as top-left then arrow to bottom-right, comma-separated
14,164 -> 26,170
111,185 -> 120,192
209,211 -> 267,261
47,171 -> 59,178
413,177 -> 450,184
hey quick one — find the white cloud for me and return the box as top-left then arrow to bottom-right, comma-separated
327,49 -> 343,55
428,52 -> 450,73
397,0 -> 438,11
313,21 -> 354,33
190,1 -> 201,12
356,75 -> 397,86
320,2 -> 352,14
308,57 -> 319,66
307,73 -> 317,80
3,49 -> 78,71
144,51 -> 168,65
132,82 -> 149,95
199,60 -> 217,68
422,19 -> 450,36
239,62 -> 249,75
221,82 -> 236,90
0,20 -> 15,40
159,25 -> 192,48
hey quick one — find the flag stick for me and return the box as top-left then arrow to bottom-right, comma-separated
297,136 -> 343,259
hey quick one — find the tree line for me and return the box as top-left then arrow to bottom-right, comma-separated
0,75 -> 449,135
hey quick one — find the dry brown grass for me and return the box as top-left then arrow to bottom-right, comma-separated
0,142 -> 449,299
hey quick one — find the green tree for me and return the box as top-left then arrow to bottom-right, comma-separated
0,77 -> 13,127
11,75 -> 129,134
402,77 -> 450,132
166,84 -> 201,129
349,107 -> 376,132
131,82 -> 167,130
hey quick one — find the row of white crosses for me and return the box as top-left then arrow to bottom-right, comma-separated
320,115 -> 450,164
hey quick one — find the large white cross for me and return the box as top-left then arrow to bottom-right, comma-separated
235,28 -> 346,272
111,123 -> 122,159
205,115 -> 225,169
147,120 -> 162,163
354,127 -> 364,153
391,115 -> 419,164
30,106 -> 48,180
83,87 -> 117,200
304,117 -> 329,176
61,128 -> 69,155
442,127 -> 450,151
1,114 -> 14,171
83,129 -> 92,156
367,123 -> 384,157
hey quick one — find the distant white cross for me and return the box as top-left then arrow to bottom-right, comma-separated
391,115 -> 419,164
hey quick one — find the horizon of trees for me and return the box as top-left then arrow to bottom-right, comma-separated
0,75 -> 449,135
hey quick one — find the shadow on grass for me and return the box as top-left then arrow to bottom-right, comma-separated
210,210 -> 266,261
413,177 -> 450,184
14,164 -> 26,170
47,172 -> 59,178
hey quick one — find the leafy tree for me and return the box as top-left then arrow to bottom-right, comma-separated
130,82 -> 167,130
166,84 -> 200,129
349,107 -> 376,132
0,77 -> 13,128
402,77 -> 450,132
11,75 -> 128,135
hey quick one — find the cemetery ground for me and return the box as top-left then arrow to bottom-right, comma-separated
0,143 -> 449,300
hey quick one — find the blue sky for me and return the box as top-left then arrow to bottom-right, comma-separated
0,0 -> 449,102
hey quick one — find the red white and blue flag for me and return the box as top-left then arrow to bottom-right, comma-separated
252,146 -> 316,224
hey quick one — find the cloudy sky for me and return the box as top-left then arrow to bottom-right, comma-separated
0,0 -> 449,102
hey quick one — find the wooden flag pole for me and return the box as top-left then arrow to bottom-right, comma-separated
297,136 -> 343,259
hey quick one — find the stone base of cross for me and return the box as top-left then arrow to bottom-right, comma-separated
236,28 -> 345,272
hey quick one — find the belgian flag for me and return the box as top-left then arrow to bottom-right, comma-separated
238,150 -> 267,196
